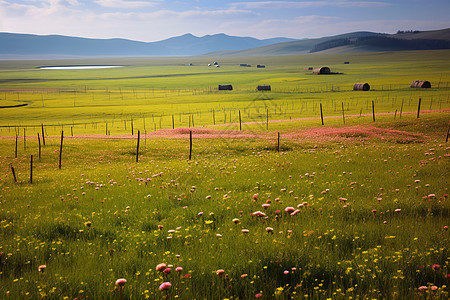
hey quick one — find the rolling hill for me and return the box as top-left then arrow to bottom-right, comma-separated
1,28 -> 449,59
0,32 -> 295,59
207,28 -> 450,57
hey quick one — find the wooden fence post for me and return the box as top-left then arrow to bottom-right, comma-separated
23,128 -> 26,150
10,163 -> 17,183
41,124 -> 45,146
30,155 -> 33,184
277,132 -> 280,152
400,99 -> 404,119
136,130 -> 140,162
189,131 -> 192,160
417,98 -> 421,118
341,102 -> 345,124
37,133 -> 41,159
239,110 -> 242,131
15,135 -> 18,158
320,103 -> 324,125
59,131 -> 64,169
372,101 -> 375,122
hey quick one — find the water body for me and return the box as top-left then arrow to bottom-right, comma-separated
39,65 -> 124,70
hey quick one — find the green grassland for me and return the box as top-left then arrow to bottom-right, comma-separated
1,50 -> 449,136
0,50 -> 449,299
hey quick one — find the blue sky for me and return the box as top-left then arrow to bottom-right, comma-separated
1,0 -> 449,41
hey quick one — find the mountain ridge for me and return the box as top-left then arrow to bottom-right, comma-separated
0,32 -> 296,59
1,28 -> 449,59
205,28 -> 450,57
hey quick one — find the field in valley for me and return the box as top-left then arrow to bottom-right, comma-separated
0,50 -> 449,299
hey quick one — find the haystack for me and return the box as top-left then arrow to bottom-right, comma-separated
411,80 -> 431,88
353,83 -> 370,91
218,84 -> 233,90
257,85 -> 271,91
313,67 -> 331,74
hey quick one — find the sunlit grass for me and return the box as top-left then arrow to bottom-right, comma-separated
0,51 -> 449,299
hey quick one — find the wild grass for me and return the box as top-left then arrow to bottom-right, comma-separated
1,113 -> 449,299
0,51 -> 449,299
1,50 -> 449,136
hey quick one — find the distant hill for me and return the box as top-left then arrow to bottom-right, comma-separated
207,28 -> 450,57
0,32 -> 295,58
1,28 -> 449,59
205,31 -> 384,56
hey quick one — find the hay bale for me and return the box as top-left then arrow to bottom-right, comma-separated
257,85 -> 271,91
411,80 -> 431,88
313,67 -> 331,74
218,84 -> 233,91
353,83 -> 370,91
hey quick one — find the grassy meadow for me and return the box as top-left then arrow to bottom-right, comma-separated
0,50 -> 449,299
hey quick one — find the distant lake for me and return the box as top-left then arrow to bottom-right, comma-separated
39,65 -> 124,70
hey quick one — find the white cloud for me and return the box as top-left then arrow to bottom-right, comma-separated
1,0 -> 449,43
231,1 -> 391,9
94,0 -> 160,9
220,16 -> 450,40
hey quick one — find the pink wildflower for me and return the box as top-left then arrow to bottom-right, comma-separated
156,263 -> 167,272
115,278 -> 127,287
38,265 -> 47,272
175,267 -> 183,272
252,211 -> 266,217
418,286 -> 427,291
284,207 -> 295,213
216,269 -> 225,276
159,282 -> 172,291
290,209 -> 300,216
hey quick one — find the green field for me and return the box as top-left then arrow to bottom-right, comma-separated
0,51 -> 449,299
1,50 -> 450,136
